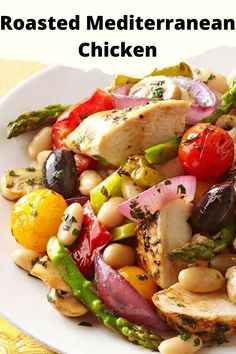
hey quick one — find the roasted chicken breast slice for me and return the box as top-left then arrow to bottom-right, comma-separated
153,282 -> 236,344
136,199 -> 192,289
66,100 -> 190,166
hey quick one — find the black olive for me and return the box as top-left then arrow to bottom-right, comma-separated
190,182 -> 236,235
43,149 -> 78,198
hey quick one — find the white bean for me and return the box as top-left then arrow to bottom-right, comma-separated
121,176 -> 144,200
158,335 -> 202,354
226,266 -> 236,304
210,253 -> 236,275
191,233 -> 208,243
37,150 -> 52,167
157,157 -> 185,178
79,170 -> 102,196
11,248 -> 43,272
103,243 -> 135,269
57,203 -> 83,246
97,197 -> 125,229
178,267 -> 225,293
28,127 -> 52,160
194,68 -> 228,94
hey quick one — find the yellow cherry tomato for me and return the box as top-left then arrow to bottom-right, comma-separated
10,189 -> 67,252
194,180 -> 215,205
118,266 -> 158,303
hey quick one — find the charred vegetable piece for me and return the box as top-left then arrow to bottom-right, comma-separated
204,80 -> 236,124
145,136 -> 181,165
90,171 -> 121,214
169,224 -> 236,263
47,237 -> 163,350
118,155 -> 165,188
7,104 -> 71,138
43,149 -> 78,198
190,182 -> 236,235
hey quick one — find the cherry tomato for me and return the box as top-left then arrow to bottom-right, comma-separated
52,89 -> 113,149
178,123 -> 234,180
74,154 -> 99,175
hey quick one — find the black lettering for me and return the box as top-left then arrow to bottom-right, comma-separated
38,19 -> 47,30
187,19 -> 198,30
69,15 -> 80,30
165,18 -> 174,30
57,19 -> 67,30
110,45 -> 120,57
224,19 -> 235,30
78,42 -> 90,57
146,45 -> 157,57
133,46 -> 144,57
145,19 -> 155,30
120,42 -> 132,57
199,18 -> 210,30
87,16 -> 103,30
1,16 -> 12,30
136,16 -> 144,30
156,18 -> 165,30
26,19 -> 36,30
91,41 -> 103,57
13,19 -> 24,30
48,16 -> 56,30
105,18 -> 115,30
175,19 -> 185,30
212,19 -> 222,30
116,15 -> 129,30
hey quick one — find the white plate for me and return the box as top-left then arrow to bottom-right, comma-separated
0,53 -> 236,354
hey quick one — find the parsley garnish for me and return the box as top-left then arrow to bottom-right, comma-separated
78,321 -> 93,327
6,182 -> 14,188
26,178 -> 35,186
53,170 -> 64,180
72,228 -> 79,236
100,186 -> 110,199
177,184 -> 186,195
63,214 -> 77,231
180,333 -> 191,341
194,338 -> 201,346
26,167 -> 36,172
9,170 -> 20,177
177,303 -> 186,307
182,133 -> 200,143
136,274 -> 148,281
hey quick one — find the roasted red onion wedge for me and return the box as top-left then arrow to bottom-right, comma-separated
94,252 -> 170,333
112,83 -> 150,109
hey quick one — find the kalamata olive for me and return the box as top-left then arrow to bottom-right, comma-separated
43,149 -> 78,198
190,182 -> 236,235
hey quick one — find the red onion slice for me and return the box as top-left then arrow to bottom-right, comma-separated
171,76 -> 217,124
118,175 -> 196,223
112,83 -> 150,109
94,252 -> 169,333
66,196 -> 89,206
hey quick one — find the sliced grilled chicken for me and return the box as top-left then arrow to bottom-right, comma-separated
30,255 -> 71,293
226,266 -> 236,305
66,100 -> 190,166
153,282 -> 236,344
136,199 -> 192,289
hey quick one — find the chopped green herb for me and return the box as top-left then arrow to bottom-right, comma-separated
53,170 -> 64,180
72,228 -> 79,236
164,179 -> 171,185
182,133 -> 200,143
177,303 -> 186,308
204,73 -> 215,84
47,293 -> 55,304
31,209 -> 38,217
9,170 -> 20,177
37,260 -> 47,268
6,182 -> 14,188
38,178 -> 44,186
177,184 -> 186,195
194,338 -> 201,346
100,185 -> 110,199
63,214 -> 77,231
78,321 -> 93,327
151,80 -> 165,100
180,333 -> 191,341
26,178 -> 35,186
136,274 -> 148,281
26,167 -> 36,172
92,155 -> 108,165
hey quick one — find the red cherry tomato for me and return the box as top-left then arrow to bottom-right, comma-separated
74,154 -> 99,175
52,88 -> 113,149
178,123 -> 234,180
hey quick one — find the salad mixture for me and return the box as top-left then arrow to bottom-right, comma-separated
2,62 -> 236,354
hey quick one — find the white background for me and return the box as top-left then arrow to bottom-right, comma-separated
0,0 -> 236,75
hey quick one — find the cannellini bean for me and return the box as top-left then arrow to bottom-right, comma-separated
37,150 -> 52,167
157,157 -> 185,178
226,266 -> 236,304
216,115 -> 236,130
178,267 -> 225,293
79,170 -> 102,196
194,68 -> 228,94
28,127 -> 52,160
210,253 -> 236,275
97,197 -> 125,229
158,334 -> 202,354
47,288 -> 88,317
57,203 -> 83,246
121,176 -> 144,200
11,248 -> 43,272
103,243 -> 135,269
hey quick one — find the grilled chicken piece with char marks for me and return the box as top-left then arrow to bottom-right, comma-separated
136,199 -> 192,289
153,282 -> 236,344
66,100 -> 190,166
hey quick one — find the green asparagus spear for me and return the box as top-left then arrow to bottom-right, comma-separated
47,237 -> 162,350
169,224 -> 236,263
111,223 -> 137,241
7,104 -> 71,138
203,80 -> 236,124
145,136 -> 181,165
